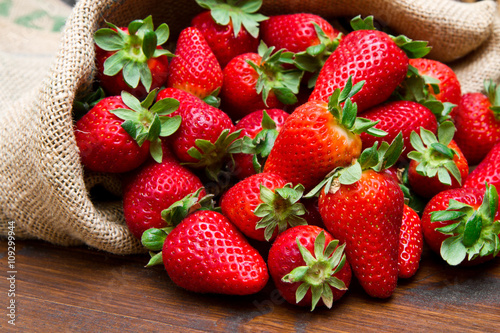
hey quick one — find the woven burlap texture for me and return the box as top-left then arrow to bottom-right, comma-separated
0,0 -> 498,254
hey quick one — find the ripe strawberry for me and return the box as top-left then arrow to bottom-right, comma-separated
309,16 -> 429,113
398,205 -> 423,279
122,147 -> 206,239
74,90 -> 181,173
220,172 -> 307,241
157,89 -> 238,181
359,100 -> 438,160
263,77 -> 386,191
191,0 -> 267,68
267,225 -> 351,311
463,142 -> 500,191
94,16 -> 173,99
230,108 -> 289,180
167,27 -> 223,101
452,80 -> 500,165
220,42 -> 302,120
315,134 -> 405,298
260,13 -> 342,88
407,121 -> 469,198
421,184 -> 500,266
142,192 -> 269,295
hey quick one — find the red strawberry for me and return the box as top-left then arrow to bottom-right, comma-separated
142,193 -> 269,295
74,91 -> 181,172
167,27 -> 223,101
122,147 -> 206,239
267,225 -> 351,311
191,0 -> 267,68
359,100 -> 438,160
398,205 -> 423,279
157,89 -> 237,181
220,42 -> 303,120
421,184 -> 500,266
263,78 -> 385,191
407,121 -> 469,198
309,16 -> 428,113
94,16 -> 173,99
230,108 -> 289,180
463,142 -> 500,191
220,172 -> 306,241
316,135 -> 405,298
452,80 -> 500,165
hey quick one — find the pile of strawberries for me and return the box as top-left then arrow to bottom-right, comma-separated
73,0 -> 500,310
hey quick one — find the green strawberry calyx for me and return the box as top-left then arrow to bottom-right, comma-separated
282,231 -> 348,311
350,15 -> 431,59
228,110 -> 279,173
94,15 -> 174,92
195,0 -> 268,38
485,79 -> 500,120
305,132 -> 404,198
111,89 -> 181,163
407,121 -> 462,186
394,65 -> 455,123
185,129 -> 243,182
294,23 -> 343,88
327,76 -> 387,138
253,183 -> 307,241
141,188 -> 218,266
247,41 -> 304,106
430,183 -> 500,266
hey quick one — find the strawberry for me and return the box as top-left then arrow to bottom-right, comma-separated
74,90 -> 181,173
398,205 -> 423,279
122,146 -> 206,239
463,142 -> 500,191
315,134 -> 405,298
191,0 -> 267,68
166,27 -> 223,101
452,79 -> 500,165
156,89 -> 238,181
142,191 -> 269,295
220,42 -> 303,120
359,100 -> 438,160
309,16 -> 429,113
263,77 -> 386,191
229,108 -> 289,180
407,121 -> 469,198
421,184 -> 500,266
94,16 -> 173,99
220,172 -> 307,241
260,13 -> 342,88
267,225 -> 351,311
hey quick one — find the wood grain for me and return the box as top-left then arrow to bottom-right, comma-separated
1,238 -> 499,332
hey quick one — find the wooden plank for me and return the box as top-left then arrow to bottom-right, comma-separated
1,239 -> 499,332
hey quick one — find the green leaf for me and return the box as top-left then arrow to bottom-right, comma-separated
437,167 -> 452,186
127,19 -> 144,36
145,251 -> 164,267
273,87 -> 298,105
111,108 -> 139,121
420,127 -> 438,146
437,121 -> 456,146
462,212 -> 483,247
121,120 -> 138,140
151,98 -> 180,115
159,115 -> 182,137
441,235 -> 467,266
102,51 -> 129,76
121,91 -> 143,112
431,142 -> 456,159
149,138 -> 163,163
155,23 -> 170,45
338,162 -> 362,185
350,15 -> 375,31
431,210 -> 466,222
94,28 -> 124,51
141,227 -> 168,251
122,61 -> 142,89
409,130 -> 426,153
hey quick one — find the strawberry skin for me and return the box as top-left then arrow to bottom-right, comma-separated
267,225 -> 351,310
167,27 -> 223,100
233,108 -> 289,180
162,210 -> 269,295
191,10 -> 260,68
122,150 -> 205,239
463,142 -> 500,191
359,100 -> 438,160
398,205 -> 423,279
318,169 -> 404,298
260,13 -> 340,53
309,29 -> 408,113
452,91 -> 500,166
74,96 -> 150,173
263,100 -> 362,191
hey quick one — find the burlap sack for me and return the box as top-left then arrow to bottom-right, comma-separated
0,0 -> 498,254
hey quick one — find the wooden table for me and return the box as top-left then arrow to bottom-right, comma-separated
1,237 -> 499,332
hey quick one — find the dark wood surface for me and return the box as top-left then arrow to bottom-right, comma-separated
1,237 -> 499,332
